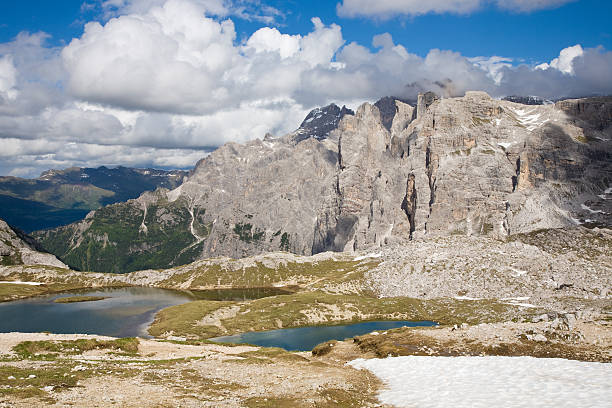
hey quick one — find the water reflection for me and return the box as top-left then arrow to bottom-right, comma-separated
0,286 -> 293,338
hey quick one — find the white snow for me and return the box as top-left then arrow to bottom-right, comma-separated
349,356 -> 612,408
501,296 -> 530,301
454,296 -> 484,301
0,281 -> 43,286
354,252 -> 382,261
581,204 -> 606,214
508,267 -> 528,277
497,142 -> 513,149
510,108 -> 549,131
502,301 -> 539,308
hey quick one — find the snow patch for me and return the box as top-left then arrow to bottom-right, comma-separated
454,296 -> 483,301
349,356 -> 612,408
581,204 -> 606,214
511,108 -> 549,131
508,267 -> 528,277
354,252 -> 382,261
497,142 -> 513,149
0,281 -> 44,286
502,301 -> 539,308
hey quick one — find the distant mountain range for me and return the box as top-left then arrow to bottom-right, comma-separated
0,166 -> 187,232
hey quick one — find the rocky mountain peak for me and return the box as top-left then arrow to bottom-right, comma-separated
374,96 -> 415,131
291,103 -> 354,143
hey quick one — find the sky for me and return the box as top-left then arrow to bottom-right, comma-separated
0,0 -> 611,178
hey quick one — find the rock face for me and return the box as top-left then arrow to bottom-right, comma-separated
289,103 -> 354,143
35,93 -> 612,272
0,219 -> 67,268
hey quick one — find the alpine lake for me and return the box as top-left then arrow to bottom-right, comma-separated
0,286 -> 436,350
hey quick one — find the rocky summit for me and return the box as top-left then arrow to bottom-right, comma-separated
34,93 -> 612,273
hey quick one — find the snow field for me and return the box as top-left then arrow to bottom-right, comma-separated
349,356 -> 611,408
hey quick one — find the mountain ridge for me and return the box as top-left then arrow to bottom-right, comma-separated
34,92 -> 612,273
0,166 -> 188,232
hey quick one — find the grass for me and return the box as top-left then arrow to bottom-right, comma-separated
148,300 -> 232,338
159,259 -> 379,291
472,117 -> 492,126
53,296 -> 108,303
149,290 -> 518,340
0,363 -> 94,402
0,283 -> 47,302
13,338 -> 140,359
0,266 -> 134,302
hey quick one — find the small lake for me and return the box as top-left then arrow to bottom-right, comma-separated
0,286 -> 290,338
210,320 -> 438,351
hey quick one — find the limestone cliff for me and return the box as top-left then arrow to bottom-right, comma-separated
0,219 -> 67,268
35,93 -> 612,272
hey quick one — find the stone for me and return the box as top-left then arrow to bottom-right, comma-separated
533,333 -> 548,342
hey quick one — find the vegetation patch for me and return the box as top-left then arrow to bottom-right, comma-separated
148,300 -> 232,338
233,223 -> 265,243
0,283 -> 47,302
159,259 -> 379,291
13,338 -> 140,359
149,291 -> 517,340
0,363 -> 93,401
35,195 -> 201,273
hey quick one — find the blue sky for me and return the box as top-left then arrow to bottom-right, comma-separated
0,0 -> 611,177
1,0 -> 610,62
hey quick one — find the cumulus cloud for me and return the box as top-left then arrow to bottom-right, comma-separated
536,44 -> 583,74
336,0 -> 577,18
0,0 -> 610,178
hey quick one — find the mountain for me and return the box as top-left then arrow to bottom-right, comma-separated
34,93 -> 612,273
502,96 -> 551,105
0,166 -> 187,232
287,103 -> 354,143
0,218 -> 66,268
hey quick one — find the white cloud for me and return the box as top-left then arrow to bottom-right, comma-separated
246,27 -> 301,59
470,56 -> 514,84
495,0 -> 577,13
336,0 -> 577,18
337,0 -> 482,18
0,0 -> 610,178
0,55 -> 18,101
536,44 -> 583,74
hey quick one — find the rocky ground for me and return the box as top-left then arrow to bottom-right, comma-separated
0,333 -> 382,408
0,226 -> 610,406
0,310 -> 610,407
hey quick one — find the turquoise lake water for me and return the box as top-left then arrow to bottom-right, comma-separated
210,320 -> 438,351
